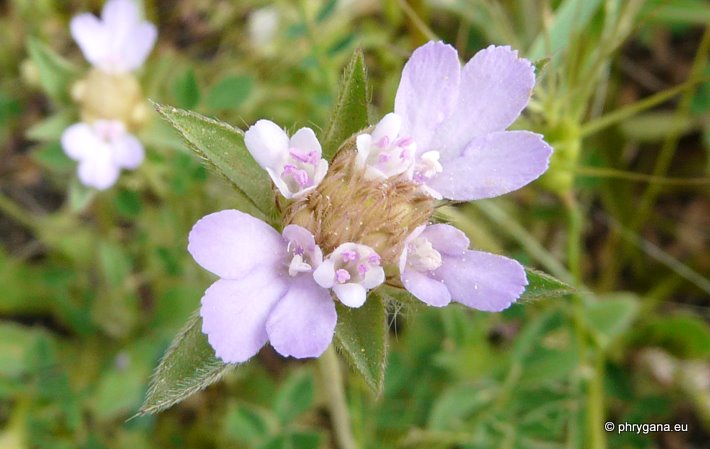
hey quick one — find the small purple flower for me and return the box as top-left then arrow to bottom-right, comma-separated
70,0 -> 157,74
245,120 -> 328,199
399,224 -> 527,311
314,243 -> 385,308
356,113 -> 416,180
364,41 -> 552,200
60,120 -> 144,190
188,210 -> 337,363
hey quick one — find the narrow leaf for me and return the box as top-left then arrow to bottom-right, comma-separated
333,291 -> 387,395
26,37 -> 80,104
153,103 -> 277,220
140,312 -> 232,415
527,0 -> 602,60
321,49 -> 369,160
519,267 -> 574,302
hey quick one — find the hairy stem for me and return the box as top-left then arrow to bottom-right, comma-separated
318,346 -> 357,449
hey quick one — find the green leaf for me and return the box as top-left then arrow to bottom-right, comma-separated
333,291 -> 387,395
32,142 -> 74,171
322,49 -> 369,160
223,402 -> 278,445
153,103 -> 277,220
519,268 -> 574,302
172,68 -> 200,109
584,293 -> 640,347
637,314 -> 710,359
26,37 -> 80,103
140,312 -> 233,415
26,111 -> 75,142
273,370 -> 315,424
205,75 -> 253,110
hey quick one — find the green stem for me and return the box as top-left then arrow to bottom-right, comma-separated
564,193 -> 605,449
318,346 -> 357,449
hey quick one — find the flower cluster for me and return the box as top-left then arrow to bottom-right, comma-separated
61,0 -> 157,190
189,41 -> 552,363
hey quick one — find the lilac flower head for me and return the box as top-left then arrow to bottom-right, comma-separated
245,120 -> 329,199
399,224 -> 527,311
369,41 -> 552,200
314,243 -> 385,308
60,120 -> 144,190
188,210 -> 337,363
70,0 -> 157,74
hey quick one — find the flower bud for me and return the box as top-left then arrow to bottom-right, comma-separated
538,117 -> 580,196
74,68 -> 148,131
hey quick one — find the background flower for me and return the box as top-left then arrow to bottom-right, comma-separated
70,0 -> 157,74
60,120 -> 144,190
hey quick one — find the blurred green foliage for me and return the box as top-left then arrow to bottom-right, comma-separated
0,0 -> 709,448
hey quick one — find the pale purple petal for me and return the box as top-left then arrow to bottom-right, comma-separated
244,119 -> 289,170
282,224 -> 323,267
420,224 -> 469,256
289,127 -> 322,156
266,276 -> 336,358
398,225 -> 425,274
434,46 -> 536,156
70,14 -> 109,67
360,265 -> 385,289
112,133 -> 144,169
395,41 -> 461,150
370,113 -> 402,144
401,269 -> 451,307
102,0 -> 141,30
121,22 -> 157,72
428,130 -> 552,201
200,276 -> 288,363
77,151 -> 120,190
61,123 -> 99,161
333,283 -> 367,308
188,210 -> 286,279
437,250 -> 527,312
313,259 -> 336,288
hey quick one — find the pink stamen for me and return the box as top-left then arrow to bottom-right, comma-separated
335,269 -> 351,283
357,263 -> 368,276
378,153 -> 391,163
341,250 -> 358,262
368,254 -> 381,266
375,136 -> 390,148
396,136 -> 413,147
282,165 -> 311,188
289,148 -> 320,165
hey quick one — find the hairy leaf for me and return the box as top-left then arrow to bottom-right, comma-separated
322,49 -> 369,160
140,312 -> 232,415
333,291 -> 387,395
153,103 -> 277,220
520,268 -> 574,302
